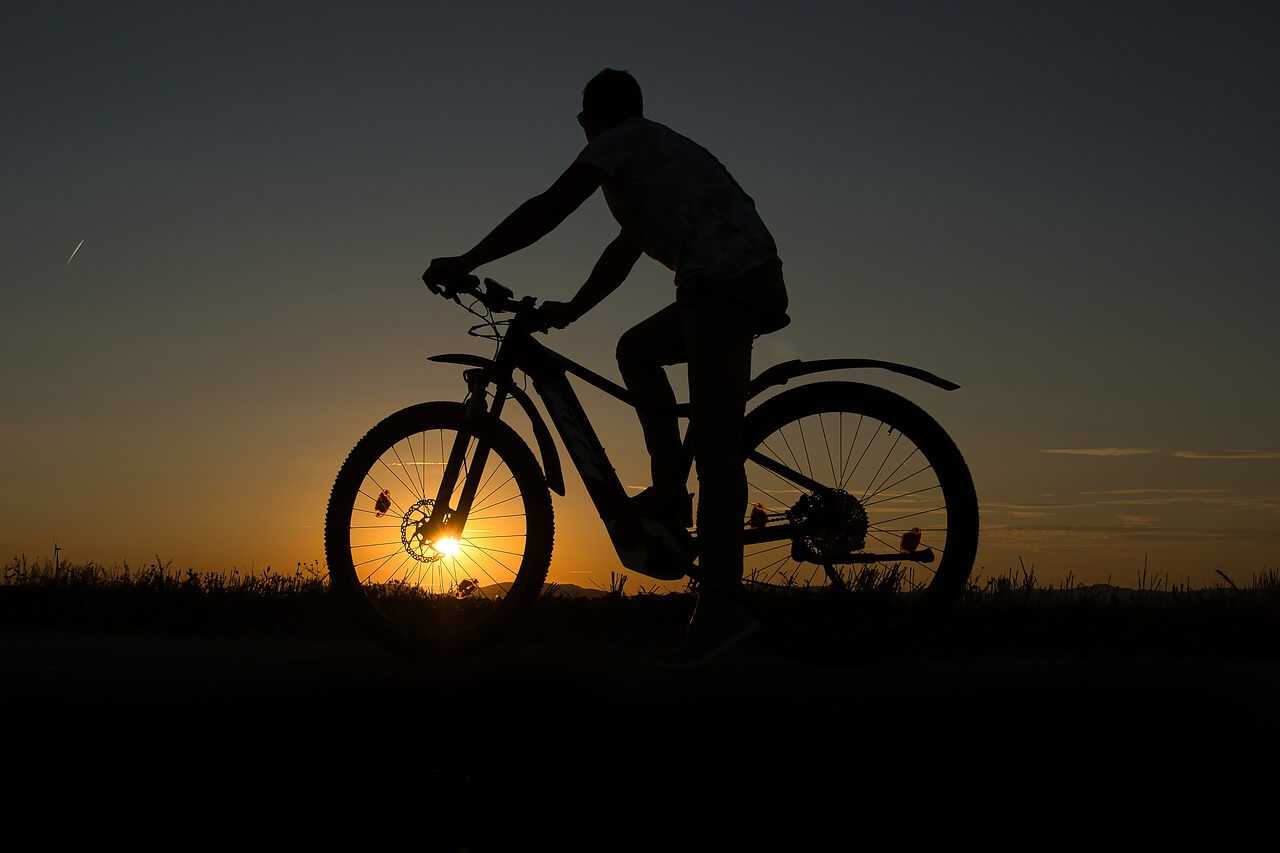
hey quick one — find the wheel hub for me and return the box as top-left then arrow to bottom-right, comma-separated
787,490 -> 869,563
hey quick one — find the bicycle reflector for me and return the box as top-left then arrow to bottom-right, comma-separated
374,489 -> 392,517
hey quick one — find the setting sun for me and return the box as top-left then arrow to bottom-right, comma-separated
434,536 -> 462,557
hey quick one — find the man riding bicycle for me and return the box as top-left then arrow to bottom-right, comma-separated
423,68 -> 788,661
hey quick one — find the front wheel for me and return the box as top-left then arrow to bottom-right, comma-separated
324,401 -> 554,654
737,381 -> 979,605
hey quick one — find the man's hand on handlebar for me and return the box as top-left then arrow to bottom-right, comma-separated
422,256 -> 475,295
421,259 -> 559,331
535,300 -> 578,331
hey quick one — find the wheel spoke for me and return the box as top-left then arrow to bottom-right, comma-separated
748,480 -> 793,511
379,454 -> 421,505
817,412 -> 838,485
351,539 -> 404,549
745,542 -> 790,558
873,505 -> 947,526
471,492 -> 522,515
839,415 -> 863,486
460,540 -> 526,559
390,443 -> 424,501
864,463 -> 933,503
354,547 -> 404,571
471,458 -> 508,505
861,431 -> 903,501
456,547 -> 504,586
796,417 -> 815,480
473,472 -> 516,512
358,550 -> 404,583
864,483 -> 941,507
776,426 -> 806,483
841,421 -> 883,491
864,447 -> 919,503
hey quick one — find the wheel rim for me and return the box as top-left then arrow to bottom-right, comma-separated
743,408 -> 951,592
344,426 -> 530,599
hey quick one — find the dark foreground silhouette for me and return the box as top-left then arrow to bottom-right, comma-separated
327,270 -> 979,665
4,560 -> 1277,793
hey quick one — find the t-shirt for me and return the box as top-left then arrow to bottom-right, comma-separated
574,117 -> 780,290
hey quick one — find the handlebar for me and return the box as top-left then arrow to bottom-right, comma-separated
426,273 -> 546,328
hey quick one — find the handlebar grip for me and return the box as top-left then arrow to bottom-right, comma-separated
430,273 -> 480,299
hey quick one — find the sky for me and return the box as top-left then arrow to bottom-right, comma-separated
2,1 -> 1277,588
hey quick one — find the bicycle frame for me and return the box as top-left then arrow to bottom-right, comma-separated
427,315 -> 707,579
425,311 -> 959,580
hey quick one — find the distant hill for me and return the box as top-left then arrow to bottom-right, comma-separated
479,582 -> 608,600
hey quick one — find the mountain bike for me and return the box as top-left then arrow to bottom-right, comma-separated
324,275 -> 979,652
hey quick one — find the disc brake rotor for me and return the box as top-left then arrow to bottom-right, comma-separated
399,499 -> 453,563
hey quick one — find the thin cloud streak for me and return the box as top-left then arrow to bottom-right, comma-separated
1081,488 -> 1231,495
1041,448 -> 1156,457
1173,450 -> 1280,460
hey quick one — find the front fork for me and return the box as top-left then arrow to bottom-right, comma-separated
429,370 -> 507,535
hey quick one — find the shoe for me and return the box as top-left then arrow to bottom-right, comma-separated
629,486 -> 693,529
675,592 -> 761,667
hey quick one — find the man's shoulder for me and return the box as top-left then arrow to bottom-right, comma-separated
634,117 -> 695,145
605,116 -> 687,144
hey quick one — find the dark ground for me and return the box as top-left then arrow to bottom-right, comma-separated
4,575 -> 1278,804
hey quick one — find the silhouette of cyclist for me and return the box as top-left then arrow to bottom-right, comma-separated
424,68 -> 788,660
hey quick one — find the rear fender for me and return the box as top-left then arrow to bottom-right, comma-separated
427,354 -> 566,496
748,358 -> 960,400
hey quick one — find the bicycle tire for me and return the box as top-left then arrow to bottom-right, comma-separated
324,401 -> 554,655
740,381 -> 979,605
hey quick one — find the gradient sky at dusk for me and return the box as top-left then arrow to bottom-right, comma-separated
2,2 -> 1277,586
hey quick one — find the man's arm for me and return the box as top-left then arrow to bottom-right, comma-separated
423,161 -> 602,291
539,233 -> 643,329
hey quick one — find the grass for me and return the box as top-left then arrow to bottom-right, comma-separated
0,555 -> 350,639
4,554 -> 1279,662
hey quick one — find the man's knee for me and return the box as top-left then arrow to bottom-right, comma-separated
616,326 -> 646,374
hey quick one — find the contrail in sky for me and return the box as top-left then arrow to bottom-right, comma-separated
65,239 -> 85,265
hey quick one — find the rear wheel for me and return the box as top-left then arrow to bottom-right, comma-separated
737,381 -> 978,604
324,402 -> 554,654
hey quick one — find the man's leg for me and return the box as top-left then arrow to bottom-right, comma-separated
684,297 -> 755,595
616,303 -> 688,500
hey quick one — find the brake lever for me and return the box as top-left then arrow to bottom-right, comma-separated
482,277 -> 514,301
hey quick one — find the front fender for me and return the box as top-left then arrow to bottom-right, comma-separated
427,354 -> 566,496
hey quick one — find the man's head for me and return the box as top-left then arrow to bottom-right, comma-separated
578,68 -> 643,140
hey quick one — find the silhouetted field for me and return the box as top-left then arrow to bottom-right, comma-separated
4,556 -> 1278,660
4,556 -> 1277,791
